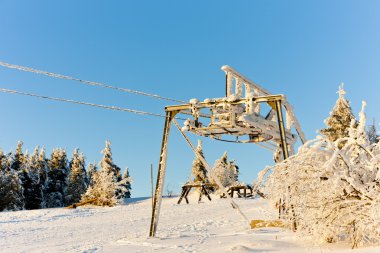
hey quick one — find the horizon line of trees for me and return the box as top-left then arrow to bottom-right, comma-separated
0,140 -> 131,212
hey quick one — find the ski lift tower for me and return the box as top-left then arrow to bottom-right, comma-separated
149,65 -> 306,237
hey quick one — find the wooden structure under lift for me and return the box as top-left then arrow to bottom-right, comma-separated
149,65 -> 306,237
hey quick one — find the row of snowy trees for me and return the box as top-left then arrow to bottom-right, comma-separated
0,140 -> 131,211
255,85 -> 380,247
191,140 -> 240,191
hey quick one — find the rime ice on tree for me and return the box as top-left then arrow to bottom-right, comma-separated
81,141 -> 131,206
367,118 -> 379,144
117,168 -> 132,199
100,140 -> 121,181
87,162 -> 98,187
23,146 -> 44,210
211,152 -> 240,194
320,84 -> 356,148
66,148 -> 88,205
0,166 -> 24,211
258,87 -> 380,248
45,149 -> 69,208
191,140 -> 208,184
0,141 -> 130,211
38,147 -> 49,208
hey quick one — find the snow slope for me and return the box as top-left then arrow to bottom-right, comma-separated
1,195 -> 379,253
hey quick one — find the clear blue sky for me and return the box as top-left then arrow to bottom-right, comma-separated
0,1 -> 379,197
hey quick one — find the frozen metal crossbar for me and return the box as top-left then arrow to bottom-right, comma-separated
149,65 -> 306,237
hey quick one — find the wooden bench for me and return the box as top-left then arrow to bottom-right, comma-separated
221,185 -> 253,198
177,183 -> 217,204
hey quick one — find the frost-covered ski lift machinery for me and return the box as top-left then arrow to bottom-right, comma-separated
149,65 -> 306,237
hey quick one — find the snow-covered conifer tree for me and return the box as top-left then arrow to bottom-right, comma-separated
81,167 -> 118,206
367,118 -> 379,144
38,147 -> 49,208
212,152 -> 238,189
100,140 -> 114,175
228,160 -> 239,183
260,97 -> 380,247
81,141 -> 126,206
320,84 -> 356,148
66,148 -> 88,205
116,168 -> 132,199
45,149 -> 69,207
191,140 -> 208,184
113,164 -> 122,182
0,167 -> 24,211
13,142 -> 29,208
0,149 -> 6,170
87,162 -> 98,187
11,141 -> 26,171
100,141 -> 121,180
23,146 -> 43,209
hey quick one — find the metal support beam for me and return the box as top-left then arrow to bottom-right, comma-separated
164,95 -> 284,113
275,100 -> 289,160
149,110 -> 177,237
225,72 -> 228,97
149,94 -> 298,236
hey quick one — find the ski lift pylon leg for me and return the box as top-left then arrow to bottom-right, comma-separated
149,110 -> 177,237
274,100 -> 289,160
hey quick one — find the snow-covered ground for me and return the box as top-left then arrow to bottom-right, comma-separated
1,195 -> 379,253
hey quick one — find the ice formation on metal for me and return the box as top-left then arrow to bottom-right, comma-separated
181,66 -> 305,150
149,65 -> 306,237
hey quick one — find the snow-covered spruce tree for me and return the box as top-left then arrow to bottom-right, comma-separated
0,168 -> 24,211
11,141 -> 26,172
23,146 -> 44,210
211,152 -> 228,188
38,147 -> 49,208
113,164 -> 122,182
11,141 -> 29,209
260,99 -> 380,248
117,167 -> 132,199
0,150 -> 24,211
367,118 -> 379,144
229,160 -> 240,185
81,141 -> 128,206
211,152 -> 239,191
87,162 -> 98,187
0,148 -> 7,170
81,167 -> 118,206
66,148 -> 88,205
100,140 -> 120,179
45,149 -> 69,208
320,84 -> 356,148
191,140 -> 208,184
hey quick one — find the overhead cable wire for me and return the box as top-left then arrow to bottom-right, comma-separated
0,60 -> 186,103
0,88 -> 186,120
